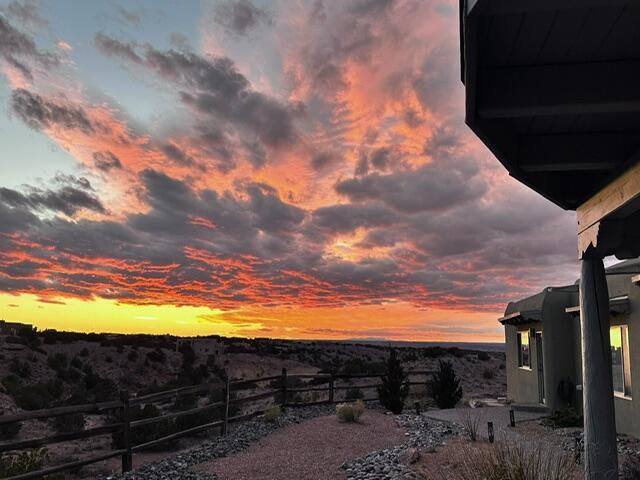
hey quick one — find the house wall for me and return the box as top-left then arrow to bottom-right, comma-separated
505,322 -> 541,404
540,289 -> 578,411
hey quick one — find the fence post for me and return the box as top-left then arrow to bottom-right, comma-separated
281,368 -> 288,408
328,372 -> 334,404
120,390 -> 132,473
487,421 -> 494,443
509,409 -> 515,427
222,372 -> 230,436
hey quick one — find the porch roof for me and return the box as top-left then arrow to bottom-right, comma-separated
498,309 -> 542,326
460,0 -> 640,211
565,295 -> 630,316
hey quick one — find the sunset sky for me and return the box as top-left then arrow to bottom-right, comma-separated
0,0 -> 581,342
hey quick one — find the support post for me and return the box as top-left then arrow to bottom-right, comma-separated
222,372 -> 230,436
120,390 -> 132,473
487,421 -> 494,443
328,372 -> 334,404
281,368 -> 287,409
580,257 -> 618,479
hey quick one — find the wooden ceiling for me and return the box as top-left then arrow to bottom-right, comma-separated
460,0 -> 640,210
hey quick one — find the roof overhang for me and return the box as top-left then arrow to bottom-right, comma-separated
498,310 -> 542,326
460,0 -> 640,211
565,295 -> 630,316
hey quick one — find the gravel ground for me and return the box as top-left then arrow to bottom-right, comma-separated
195,409 -> 406,480
103,405 -> 334,480
342,413 -> 460,480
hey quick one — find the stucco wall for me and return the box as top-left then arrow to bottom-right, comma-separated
505,323 -> 541,404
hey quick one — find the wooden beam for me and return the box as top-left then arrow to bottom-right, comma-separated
472,0 -> 638,16
519,133 -> 637,173
577,160 -> 640,234
478,61 -> 640,119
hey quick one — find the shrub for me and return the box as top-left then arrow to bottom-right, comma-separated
70,356 -> 82,369
146,348 -> 166,363
47,353 -> 68,372
112,404 -> 177,450
0,448 -> 52,478
482,368 -> 495,380
443,440 -> 577,480
458,408 -> 485,442
621,455 -> 640,480
127,350 -> 139,362
345,388 -> 364,401
79,348 -> 89,357
336,400 -> 365,423
428,360 -> 463,409
0,422 -> 21,441
477,351 -> 490,361
52,413 -> 84,434
264,405 -> 281,423
13,380 -> 63,410
377,349 -> 409,414
544,408 -> 583,428
179,344 -> 196,366
10,358 -> 31,379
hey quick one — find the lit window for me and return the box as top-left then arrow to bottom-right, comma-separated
611,325 -> 632,397
517,330 -> 530,368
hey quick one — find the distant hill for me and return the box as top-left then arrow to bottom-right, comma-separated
340,339 -> 505,352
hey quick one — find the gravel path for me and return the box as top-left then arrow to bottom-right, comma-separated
104,405 -> 334,480
194,410 -> 406,480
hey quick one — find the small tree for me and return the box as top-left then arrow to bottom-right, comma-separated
377,349 -> 409,414
428,360 -> 463,409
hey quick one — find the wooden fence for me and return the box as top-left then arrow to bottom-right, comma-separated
0,369 -> 433,479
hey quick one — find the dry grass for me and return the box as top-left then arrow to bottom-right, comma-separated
457,408 -> 485,442
420,439 -> 580,480
336,400 -> 365,423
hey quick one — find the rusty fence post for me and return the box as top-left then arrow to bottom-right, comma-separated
120,390 -> 133,473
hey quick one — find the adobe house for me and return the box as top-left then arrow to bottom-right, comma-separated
500,259 -> 640,437
460,1 -> 640,477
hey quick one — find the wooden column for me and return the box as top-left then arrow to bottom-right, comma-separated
222,372 -> 230,436
580,257 -> 618,479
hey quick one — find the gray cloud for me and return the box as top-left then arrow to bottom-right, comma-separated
11,88 -> 94,133
213,0 -> 270,36
0,15 -> 56,79
0,176 -> 106,217
93,151 -> 123,171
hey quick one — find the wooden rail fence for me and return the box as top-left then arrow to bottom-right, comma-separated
0,369 -> 433,479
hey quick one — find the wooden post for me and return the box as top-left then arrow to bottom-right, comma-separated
415,401 -> 421,415
487,421 -> 494,443
580,257 -> 618,479
328,372 -> 334,404
509,409 -> 515,427
222,372 -> 230,436
281,368 -> 287,408
120,390 -> 132,473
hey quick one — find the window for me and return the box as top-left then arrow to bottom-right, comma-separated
517,330 -> 530,368
611,325 -> 632,397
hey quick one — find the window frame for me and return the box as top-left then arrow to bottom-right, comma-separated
611,324 -> 632,399
517,330 -> 531,370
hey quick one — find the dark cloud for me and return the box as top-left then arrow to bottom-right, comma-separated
11,88 -> 94,133
0,15 -> 56,79
0,176 -> 106,217
336,158 -> 486,213
311,203 -> 398,234
95,34 -> 300,166
213,0 -> 270,36
93,151 -> 123,171
311,150 -> 340,171
161,143 -> 195,167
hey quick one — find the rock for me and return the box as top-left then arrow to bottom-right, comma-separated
399,448 -> 420,465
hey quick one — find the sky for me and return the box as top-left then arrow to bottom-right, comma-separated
0,0 -> 581,342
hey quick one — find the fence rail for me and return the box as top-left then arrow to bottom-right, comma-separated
0,368 -> 433,479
